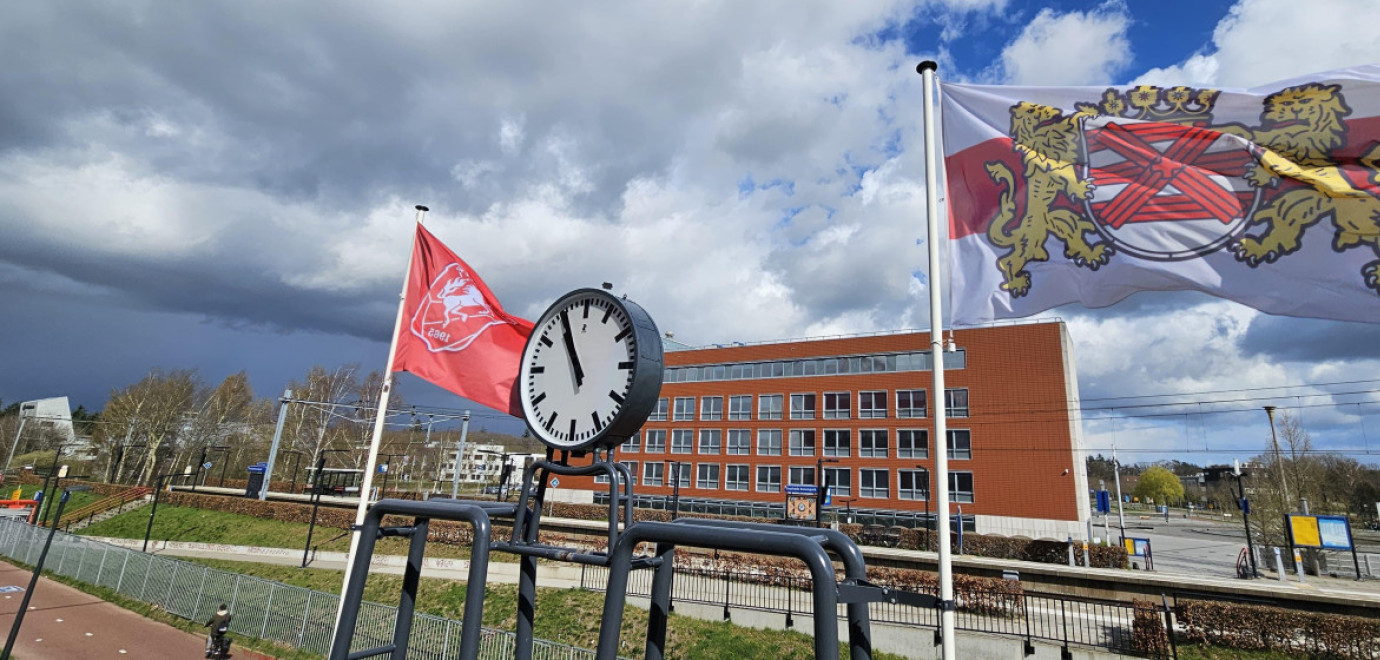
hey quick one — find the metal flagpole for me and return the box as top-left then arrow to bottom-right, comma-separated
917,60 -> 955,660
328,204 -> 428,655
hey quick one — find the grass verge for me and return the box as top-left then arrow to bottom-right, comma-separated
78,504 -> 481,559
188,557 -> 903,660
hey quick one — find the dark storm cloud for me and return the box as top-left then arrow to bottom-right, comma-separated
1239,315 -> 1380,362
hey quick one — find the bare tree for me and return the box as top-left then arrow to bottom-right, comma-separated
284,364 -> 361,469
103,368 -> 200,485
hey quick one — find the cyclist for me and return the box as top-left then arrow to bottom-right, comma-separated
204,603 -> 232,658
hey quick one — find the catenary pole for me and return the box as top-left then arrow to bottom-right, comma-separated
450,411 -> 471,499
917,60 -> 955,660
328,204 -> 427,655
259,391 -> 293,500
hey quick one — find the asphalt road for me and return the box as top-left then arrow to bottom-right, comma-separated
0,560 -> 262,660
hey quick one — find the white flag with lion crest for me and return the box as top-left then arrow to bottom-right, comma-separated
942,65 -> 1380,325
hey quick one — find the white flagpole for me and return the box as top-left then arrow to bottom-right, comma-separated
328,203 -> 428,654
917,60 -> 956,660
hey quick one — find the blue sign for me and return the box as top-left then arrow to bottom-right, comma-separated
823,486 -> 833,507
1095,490 -> 1111,513
1317,515 -> 1353,550
785,485 -> 818,496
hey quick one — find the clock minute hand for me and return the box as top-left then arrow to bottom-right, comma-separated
560,310 -> 585,387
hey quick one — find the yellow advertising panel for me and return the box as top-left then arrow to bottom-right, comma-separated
1289,515 -> 1321,547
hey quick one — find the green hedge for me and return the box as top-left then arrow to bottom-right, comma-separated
1176,599 -> 1380,658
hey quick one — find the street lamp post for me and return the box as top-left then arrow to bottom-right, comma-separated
664,460 -> 682,520
283,450 -> 304,494
304,449 -> 351,568
143,473 -> 185,552
36,444 -> 71,526
3,485 -> 89,660
1233,464 -> 1259,578
192,445 -> 230,493
917,466 -> 932,550
816,458 -> 839,528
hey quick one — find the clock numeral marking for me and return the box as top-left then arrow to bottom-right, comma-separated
545,412 -> 558,432
601,306 -> 613,323
608,390 -> 625,405
582,300 -> 590,318
613,327 -> 632,342
591,411 -> 603,432
532,392 -> 547,406
568,418 -> 577,441
540,335 -> 554,347
617,361 -> 634,370
531,366 -> 545,374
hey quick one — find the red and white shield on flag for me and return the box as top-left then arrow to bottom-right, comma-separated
409,263 -> 504,352
1080,117 -> 1262,261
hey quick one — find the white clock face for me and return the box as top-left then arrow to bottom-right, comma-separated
521,292 -> 638,448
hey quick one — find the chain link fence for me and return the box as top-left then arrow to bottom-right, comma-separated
0,518 -> 603,660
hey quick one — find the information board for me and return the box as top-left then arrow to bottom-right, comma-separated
1288,514 -> 1354,550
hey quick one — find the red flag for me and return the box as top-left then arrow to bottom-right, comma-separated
393,225 -> 534,415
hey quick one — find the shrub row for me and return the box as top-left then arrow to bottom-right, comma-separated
1176,599 -> 1380,659
1131,599 -> 1170,658
549,500 -> 1127,568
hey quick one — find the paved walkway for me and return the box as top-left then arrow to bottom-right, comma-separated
0,560 -> 271,660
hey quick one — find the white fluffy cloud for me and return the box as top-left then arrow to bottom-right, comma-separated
1134,0 -> 1380,88
999,2 -> 1132,85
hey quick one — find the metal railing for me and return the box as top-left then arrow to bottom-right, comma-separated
0,518 -> 607,660
577,564 -> 1157,657
593,491 -> 977,531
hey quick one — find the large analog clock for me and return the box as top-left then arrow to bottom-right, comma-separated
518,288 -> 664,451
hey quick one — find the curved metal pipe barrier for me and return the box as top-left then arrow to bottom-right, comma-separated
595,521 -> 841,660
327,499 -> 493,660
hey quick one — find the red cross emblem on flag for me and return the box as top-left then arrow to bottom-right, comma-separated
1080,118 -> 1262,261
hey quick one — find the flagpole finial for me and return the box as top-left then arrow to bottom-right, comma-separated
916,61 -> 938,75
415,205 -> 429,212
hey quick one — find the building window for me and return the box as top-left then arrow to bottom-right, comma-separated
949,471 -> 974,503
643,462 -> 664,486
896,390 -> 926,418
697,463 -> 720,490
823,392 -> 850,420
620,433 -> 639,453
858,391 -> 888,419
673,397 -> 695,422
698,429 -> 722,455
649,398 -> 669,422
757,429 -> 782,456
671,429 -> 693,454
823,429 -> 851,457
727,429 -> 750,455
759,394 -> 783,420
945,389 -> 970,418
728,395 -> 752,421
726,464 -> 750,491
859,429 -> 888,458
644,429 -> 667,453
823,467 -> 851,497
790,393 -> 816,420
897,429 -> 928,459
700,396 -> 724,421
756,465 -> 782,493
898,470 -> 929,501
789,429 -> 816,457
670,462 -> 691,488
788,466 -> 816,487
859,469 -> 889,499
947,429 -> 971,460
619,461 -> 638,485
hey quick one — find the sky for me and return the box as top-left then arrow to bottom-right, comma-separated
1,0 -> 1378,464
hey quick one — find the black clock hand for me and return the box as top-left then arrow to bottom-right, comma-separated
560,310 -> 585,387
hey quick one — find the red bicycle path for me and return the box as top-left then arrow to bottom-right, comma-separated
0,560 -> 274,660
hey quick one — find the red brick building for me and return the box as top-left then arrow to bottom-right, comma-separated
562,320 -> 1090,539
